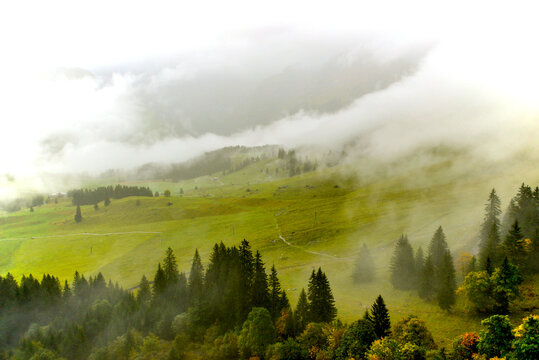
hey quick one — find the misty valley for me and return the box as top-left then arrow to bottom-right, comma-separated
1,2 -> 539,359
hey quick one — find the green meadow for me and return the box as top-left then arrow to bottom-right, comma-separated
1,148 -> 537,346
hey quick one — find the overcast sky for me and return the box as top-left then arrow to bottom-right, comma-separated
0,0 -> 538,178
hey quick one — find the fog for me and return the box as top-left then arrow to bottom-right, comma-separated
0,1 -> 538,195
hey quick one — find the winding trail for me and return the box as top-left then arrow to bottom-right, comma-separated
0,231 -> 162,242
274,210 -> 354,261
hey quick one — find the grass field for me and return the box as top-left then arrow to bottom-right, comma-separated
1,147 -> 537,346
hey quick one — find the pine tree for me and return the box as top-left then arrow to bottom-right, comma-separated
428,226 -> 449,268
415,246 -> 425,286
503,220 -> 527,268
492,257 -> 522,314
269,265 -> 283,319
480,222 -> 501,269
307,268 -> 337,323
370,295 -> 391,339
418,255 -> 436,300
484,256 -> 493,275
252,251 -> 270,309
353,243 -> 375,283
63,280 -> 72,299
479,189 -> 502,256
163,247 -> 179,285
153,263 -> 167,296
74,204 -> 82,223
189,249 -> 204,305
295,288 -> 309,333
238,239 -> 255,320
279,290 -> 290,312
437,250 -> 456,311
389,235 -> 416,290
137,275 -> 151,303
467,256 -> 477,274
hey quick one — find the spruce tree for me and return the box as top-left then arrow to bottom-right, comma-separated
370,295 -> 391,339
415,246 -> 425,287
503,220 -> 526,268
479,189 -> 502,254
437,250 -> 456,311
353,243 -> 375,283
389,235 -> 416,290
188,249 -> 204,305
74,204 -> 82,223
480,222 -> 501,269
137,275 -> 151,303
428,226 -> 449,268
269,265 -> 283,319
418,255 -> 435,300
153,263 -> 166,296
466,256 -> 477,274
252,251 -> 270,309
163,247 -> 179,285
307,268 -> 336,323
295,288 -> 309,333
239,239 -> 255,320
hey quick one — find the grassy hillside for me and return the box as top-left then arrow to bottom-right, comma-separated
0,147 -> 537,346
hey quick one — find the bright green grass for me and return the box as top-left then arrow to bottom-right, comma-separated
1,149 -> 538,347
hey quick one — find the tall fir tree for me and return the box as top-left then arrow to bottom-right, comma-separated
307,268 -> 337,323
370,295 -> 391,339
389,235 -> 416,290
503,220 -> 526,268
353,243 -> 375,283
269,265 -> 283,319
153,263 -> 166,296
418,255 -> 436,300
480,222 -> 501,269
252,251 -> 270,309
437,250 -> 456,311
415,246 -> 425,286
479,189 -> 502,256
238,239 -> 255,320
428,226 -> 449,269
295,288 -> 309,333
492,257 -> 522,314
74,204 -> 82,223
188,249 -> 204,305
137,275 -> 151,304
163,247 -> 179,285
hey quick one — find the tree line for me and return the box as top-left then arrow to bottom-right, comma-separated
68,185 -> 153,206
353,183 -> 538,315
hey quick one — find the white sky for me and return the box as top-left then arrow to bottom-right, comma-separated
0,0 -> 538,180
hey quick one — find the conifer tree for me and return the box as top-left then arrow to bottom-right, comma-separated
437,250 -> 456,310
428,226 -> 449,268
163,247 -> 179,285
492,256 -> 522,314
74,204 -> 82,223
63,280 -> 71,299
137,275 -> 151,303
503,220 -> 526,267
479,189 -> 502,253
252,251 -> 270,309
485,256 -> 493,275
370,295 -> 391,339
307,268 -> 337,323
418,255 -> 435,300
295,288 -> 309,333
153,263 -> 166,296
353,243 -> 375,283
269,265 -> 283,319
389,235 -> 416,290
280,290 -> 290,311
467,256 -> 477,274
480,222 -> 501,269
188,249 -> 204,305
238,239 -> 255,320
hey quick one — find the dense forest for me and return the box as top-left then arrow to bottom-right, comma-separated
0,183 -> 537,360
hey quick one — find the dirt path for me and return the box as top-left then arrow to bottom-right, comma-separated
0,231 -> 162,242
274,210 -> 354,261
